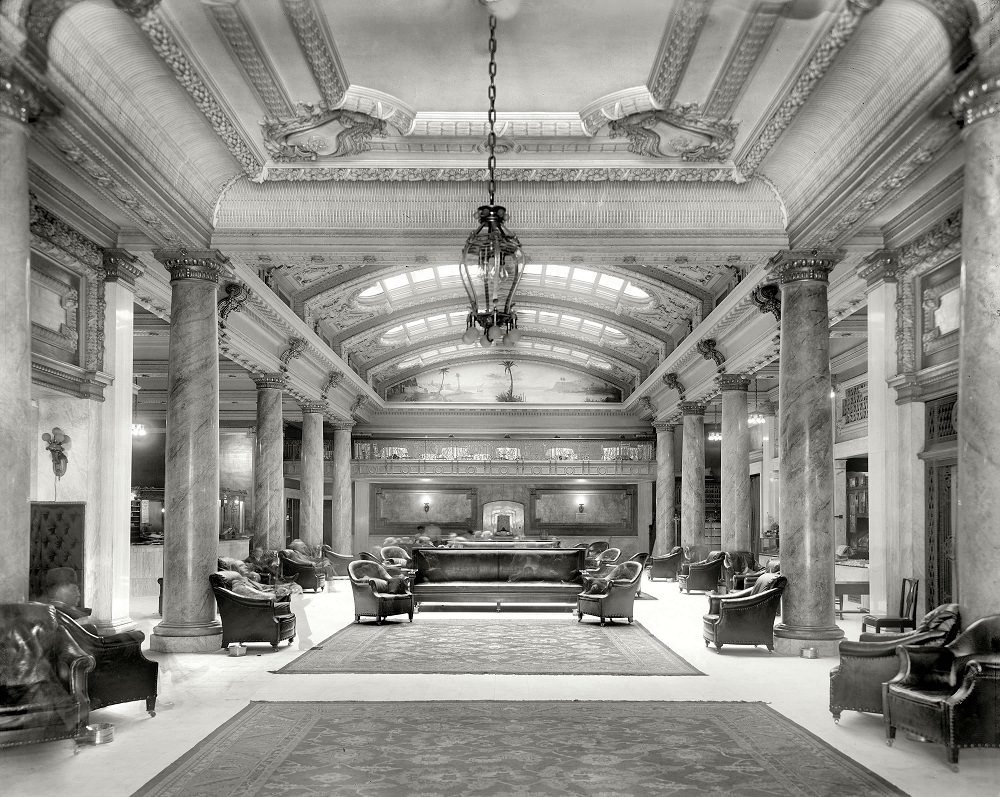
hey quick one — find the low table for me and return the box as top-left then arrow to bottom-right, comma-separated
835,580 -> 870,618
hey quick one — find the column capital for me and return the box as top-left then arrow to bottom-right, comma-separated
757,399 -> 777,416
718,374 -> 750,392
300,401 -> 327,414
770,249 -> 845,284
858,249 -> 900,287
0,65 -> 55,126
954,75 -> 1000,127
154,248 -> 229,283
251,372 -> 285,391
680,401 -> 706,416
332,421 -> 355,432
653,421 -> 676,433
102,249 -> 142,287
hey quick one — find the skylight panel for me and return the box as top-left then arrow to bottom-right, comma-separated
572,268 -> 597,285
359,284 -> 383,298
623,282 -> 649,299
438,264 -> 460,278
598,274 -> 623,290
581,320 -> 603,335
411,268 -> 435,282
523,263 -> 543,275
538,311 -> 559,325
546,264 -> 570,279
384,274 -> 409,290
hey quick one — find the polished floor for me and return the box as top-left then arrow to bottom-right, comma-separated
3,578 -> 997,796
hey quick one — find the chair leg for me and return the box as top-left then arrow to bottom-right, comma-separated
947,746 -> 959,770
832,709 -> 841,724
146,696 -> 157,717
886,725 -> 896,747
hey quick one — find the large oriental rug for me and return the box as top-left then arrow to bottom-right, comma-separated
133,701 -> 906,797
275,618 -> 702,676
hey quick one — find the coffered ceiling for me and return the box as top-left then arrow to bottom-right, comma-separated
15,0 -> 970,416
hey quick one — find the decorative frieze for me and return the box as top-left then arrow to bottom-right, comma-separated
704,5 -> 782,118
648,0 -> 712,106
281,0 -> 348,108
263,165 -> 741,183
154,249 -> 229,283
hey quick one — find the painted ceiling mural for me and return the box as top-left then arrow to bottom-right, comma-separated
385,360 -> 622,405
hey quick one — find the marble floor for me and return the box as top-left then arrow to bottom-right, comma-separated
3,577 -> 997,796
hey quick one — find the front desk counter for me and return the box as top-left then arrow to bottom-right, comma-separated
131,538 -> 252,597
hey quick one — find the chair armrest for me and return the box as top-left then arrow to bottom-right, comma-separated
273,601 -> 292,615
53,630 -> 96,693
216,589 -> 278,609
92,629 -> 147,649
840,630 -> 945,658
716,588 -> 782,613
707,586 -> 755,614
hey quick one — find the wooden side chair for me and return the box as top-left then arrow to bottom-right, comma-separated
862,577 -> 918,634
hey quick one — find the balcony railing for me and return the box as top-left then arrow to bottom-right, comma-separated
351,438 -> 654,463
283,441 -> 336,461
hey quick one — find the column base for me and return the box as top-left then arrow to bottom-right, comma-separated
150,620 -> 224,653
772,623 -> 844,658
93,616 -> 138,635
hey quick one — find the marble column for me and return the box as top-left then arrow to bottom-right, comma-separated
720,374 -> 751,553
0,73 -> 40,603
680,402 -> 707,561
331,423 -> 354,554
955,73 -> 1000,623
833,462 -> 848,549
653,422 -> 677,555
299,402 -> 326,549
772,250 -> 845,656
89,251 -> 142,633
253,373 -> 286,551
151,249 -> 227,652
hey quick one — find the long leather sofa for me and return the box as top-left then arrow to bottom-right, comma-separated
410,547 -> 585,608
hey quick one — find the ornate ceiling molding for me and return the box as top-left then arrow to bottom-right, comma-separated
280,0 -> 347,109
914,0 -> 975,45
262,165 -> 742,183
735,0 -> 880,178
579,87 -> 658,136
205,0 -> 294,119
0,62 -> 57,124
261,104 -> 387,161
704,2 -> 783,118
647,0 -> 711,106
607,103 -> 739,162
136,9 -> 262,177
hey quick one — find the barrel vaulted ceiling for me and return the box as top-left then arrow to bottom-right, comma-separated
16,0 -> 972,415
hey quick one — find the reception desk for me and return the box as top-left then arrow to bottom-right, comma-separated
131,539 -> 252,597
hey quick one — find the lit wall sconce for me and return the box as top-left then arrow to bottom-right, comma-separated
423,502 -> 430,513
578,503 -> 585,514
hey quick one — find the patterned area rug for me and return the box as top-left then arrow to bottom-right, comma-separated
275,618 -> 702,675
133,701 -> 906,797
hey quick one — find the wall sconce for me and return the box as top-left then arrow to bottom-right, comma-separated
423,502 -> 430,513
578,503 -> 585,514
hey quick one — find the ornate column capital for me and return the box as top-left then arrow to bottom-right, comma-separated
154,248 -> 229,283
300,401 -> 327,415
719,374 -> 750,392
251,372 -> 285,391
955,75 -> 1000,126
757,399 -> 777,416
680,401 -> 706,416
857,248 -> 899,287
102,248 -> 142,287
653,421 -> 676,433
770,249 -> 845,284
332,421 -> 355,432
0,65 -> 55,125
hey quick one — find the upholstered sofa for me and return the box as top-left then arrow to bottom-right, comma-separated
410,547 -> 586,608
56,609 -> 159,716
1,602 -> 95,749
702,573 -> 787,652
209,571 -> 296,648
828,603 -> 960,722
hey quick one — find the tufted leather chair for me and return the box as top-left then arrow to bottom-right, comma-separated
884,614 -> 1000,769
702,573 -> 788,652
723,550 -> 760,591
0,602 -> 95,749
381,545 -> 414,568
577,561 -> 644,626
829,603 -> 961,723
348,560 -> 414,624
678,551 -> 726,594
209,572 -> 296,648
649,547 -> 686,581
321,545 -> 355,577
583,540 -> 610,568
278,549 -> 327,592
55,609 -> 159,716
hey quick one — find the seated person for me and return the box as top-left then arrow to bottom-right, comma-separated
46,581 -> 96,628
287,538 -> 335,578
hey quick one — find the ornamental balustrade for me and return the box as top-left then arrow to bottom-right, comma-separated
350,438 -> 654,463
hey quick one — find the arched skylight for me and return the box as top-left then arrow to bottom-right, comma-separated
396,341 -> 614,372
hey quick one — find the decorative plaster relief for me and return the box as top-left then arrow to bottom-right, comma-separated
920,274 -> 960,355
607,104 -> 739,162
280,0 -> 347,108
263,166 -> 740,183
261,104 -> 387,161
217,281 -> 252,331
30,265 -> 79,354
648,0 -> 712,106
704,3 -> 783,118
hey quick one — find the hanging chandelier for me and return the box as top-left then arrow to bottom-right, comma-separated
460,12 -> 525,348
708,404 -> 722,442
748,377 -> 765,426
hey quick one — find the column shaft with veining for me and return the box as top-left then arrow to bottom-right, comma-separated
772,251 -> 844,656
680,402 -> 706,560
653,422 -> 676,555
331,423 -> 354,554
253,373 -> 286,551
299,402 -> 326,549
720,374 -> 751,553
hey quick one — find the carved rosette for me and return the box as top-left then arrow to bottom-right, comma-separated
955,76 -> 1000,127
103,249 -> 142,287
770,250 -> 845,284
680,401 -> 706,416
155,249 -> 229,283
252,372 -> 286,391
718,374 -> 750,392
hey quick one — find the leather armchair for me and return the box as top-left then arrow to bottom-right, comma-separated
209,572 -> 297,648
583,540 -> 610,568
678,551 -> 726,594
577,561 -> 643,626
321,545 -> 355,577
348,560 -> 414,624
829,603 -> 961,723
723,550 -> 760,590
702,573 -> 787,652
649,547 -> 686,581
278,549 -> 327,592
884,614 -> 1000,769
0,602 -> 95,749
56,608 -> 159,716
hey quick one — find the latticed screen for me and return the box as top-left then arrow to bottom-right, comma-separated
926,394 -> 957,440
841,384 -> 868,425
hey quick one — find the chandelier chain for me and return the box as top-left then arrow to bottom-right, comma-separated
487,14 -> 497,205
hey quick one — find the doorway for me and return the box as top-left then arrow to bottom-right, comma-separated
926,459 -> 957,607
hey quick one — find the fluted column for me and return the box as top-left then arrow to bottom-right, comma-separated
299,402 -> 326,549
680,402 -> 707,560
252,373 -> 286,551
653,422 -> 677,555
772,250 -> 845,656
151,249 -> 227,652
331,423 -> 354,554
0,71 -> 44,603
720,374 -> 751,553
955,74 -> 1000,623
